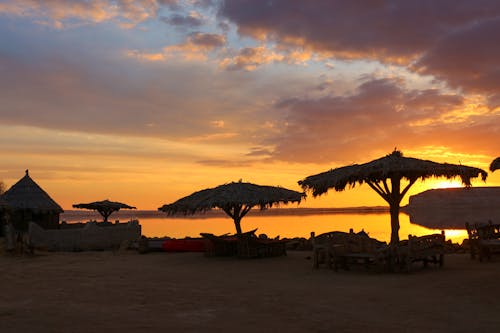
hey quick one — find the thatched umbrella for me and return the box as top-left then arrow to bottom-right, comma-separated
490,157 -> 500,172
73,199 -> 136,223
299,150 -> 487,245
158,181 -> 305,234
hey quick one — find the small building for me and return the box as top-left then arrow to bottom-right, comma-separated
2,170 -> 63,231
0,197 -> 10,237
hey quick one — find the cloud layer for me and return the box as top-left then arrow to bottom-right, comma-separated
0,0 -> 498,172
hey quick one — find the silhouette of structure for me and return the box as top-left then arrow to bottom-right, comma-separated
299,150 -> 487,244
159,181 -> 305,234
72,200 -> 136,223
2,170 -> 63,231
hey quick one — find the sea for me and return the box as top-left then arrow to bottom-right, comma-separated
60,207 -> 473,244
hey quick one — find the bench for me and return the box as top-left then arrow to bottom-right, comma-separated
396,232 -> 445,272
236,232 -> 287,258
465,221 -> 500,262
311,230 -> 388,271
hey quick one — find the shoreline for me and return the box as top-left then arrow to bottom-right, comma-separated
61,206 -> 390,221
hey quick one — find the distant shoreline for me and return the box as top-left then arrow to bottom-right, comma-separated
61,206 -> 389,221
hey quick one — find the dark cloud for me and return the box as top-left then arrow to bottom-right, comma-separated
188,32 -> 226,48
267,78 -> 497,164
161,13 -> 204,28
414,17 -> 500,100
219,0 -> 500,96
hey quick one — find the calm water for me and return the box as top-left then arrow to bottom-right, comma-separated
61,210 -> 468,243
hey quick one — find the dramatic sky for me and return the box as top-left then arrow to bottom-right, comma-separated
0,0 -> 498,209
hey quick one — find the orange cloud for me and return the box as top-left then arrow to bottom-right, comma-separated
126,50 -> 166,61
219,46 -> 285,71
162,32 -> 226,61
266,78 -> 498,164
0,0 -> 171,28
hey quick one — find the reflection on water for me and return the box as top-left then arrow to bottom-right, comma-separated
405,206 -> 500,230
61,210 -> 468,243
137,213 -> 467,244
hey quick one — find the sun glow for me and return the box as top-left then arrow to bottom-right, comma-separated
431,180 -> 464,189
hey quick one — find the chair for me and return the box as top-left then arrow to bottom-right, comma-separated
311,230 -> 388,271
465,222 -> 500,262
396,232 -> 445,272
236,229 -> 287,258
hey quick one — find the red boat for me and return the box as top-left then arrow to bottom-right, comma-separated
162,238 -> 206,252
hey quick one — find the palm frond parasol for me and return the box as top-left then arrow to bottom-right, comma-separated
73,199 -> 136,222
299,150 -> 487,244
159,181 -> 305,234
490,157 -> 500,172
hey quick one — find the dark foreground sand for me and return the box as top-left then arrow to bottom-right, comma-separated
1,250 -> 499,333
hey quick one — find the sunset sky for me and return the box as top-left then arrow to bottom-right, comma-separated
0,0 -> 499,210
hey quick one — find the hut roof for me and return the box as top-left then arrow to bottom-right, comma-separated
490,157 -> 500,172
159,181 -> 305,215
299,150 -> 488,197
2,170 -> 63,213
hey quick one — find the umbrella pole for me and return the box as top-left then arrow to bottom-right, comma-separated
389,177 -> 402,245
234,217 -> 242,235
389,202 -> 400,245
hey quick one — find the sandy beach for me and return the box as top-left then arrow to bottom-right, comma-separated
1,250 -> 499,333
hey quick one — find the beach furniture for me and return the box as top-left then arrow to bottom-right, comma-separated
200,229 -> 287,258
395,232 -> 445,272
236,231 -> 287,258
311,230 -> 388,271
200,232 -> 239,257
465,221 -> 500,261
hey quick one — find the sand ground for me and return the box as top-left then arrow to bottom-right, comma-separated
1,250 -> 499,333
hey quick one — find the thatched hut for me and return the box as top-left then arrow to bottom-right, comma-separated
0,196 -> 10,237
2,170 -> 63,231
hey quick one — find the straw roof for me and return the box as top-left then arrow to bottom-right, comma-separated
299,150 -> 487,245
299,150 -> 488,197
159,181 -> 305,215
2,170 -> 63,213
490,157 -> 500,172
73,199 -> 136,222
